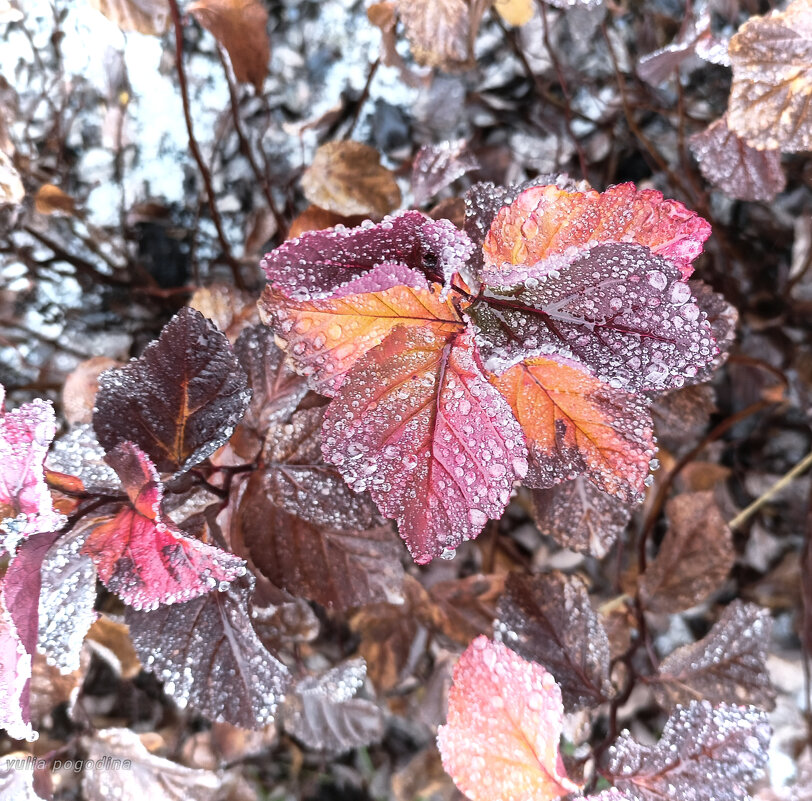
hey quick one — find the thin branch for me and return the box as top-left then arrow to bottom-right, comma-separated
166,0 -> 245,289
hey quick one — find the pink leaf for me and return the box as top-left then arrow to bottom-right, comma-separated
81,442 -> 244,609
0,591 -> 32,741
437,636 -> 580,801
0,392 -> 63,553
322,329 -> 528,564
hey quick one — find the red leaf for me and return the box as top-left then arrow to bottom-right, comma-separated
437,636 -> 580,801
468,242 -> 717,392
0,391 -> 63,552
490,357 -> 655,501
93,307 -> 251,474
259,263 -> 463,395
322,328 -> 528,564
483,182 -> 711,279
81,442 -> 244,609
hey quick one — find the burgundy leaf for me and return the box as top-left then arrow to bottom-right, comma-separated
260,211 -> 431,300
322,327 -> 528,564
236,469 -> 403,611
495,570 -> 614,710
528,477 -> 633,558
689,279 -> 738,383
126,577 -> 290,728
231,324 -> 309,458
411,139 -> 479,207
690,116 -> 786,202
651,384 -> 716,457
639,491 -> 735,613
652,600 -> 776,710
281,659 -> 385,753
93,307 -> 251,474
605,700 -> 771,801
468,242 -> 718,393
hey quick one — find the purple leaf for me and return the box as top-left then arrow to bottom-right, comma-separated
411,139 -> 479,207
468,242 -> 718,393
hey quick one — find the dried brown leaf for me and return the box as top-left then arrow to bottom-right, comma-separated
394,0 -> 491,70
85,616 -> 142,680
639,491 -> 735,613
690,116 -> 786,202
495,570 -> 614,710
652,600 -> 775,710
62,357 -> 120,426
188,284 -> 258,343
88,0 -> 169,35
188,0 -> 269,93
528,477 -> 632,559
301,141 -> 401,217
424,573 -> 505,645
287,205 -> 367,240
493,0 -> 533,26
651,384 -> 716,457
411,139 -> 479,206
0,150 -> 23,206
34,183 -> 78,216
728,0 -> 812,152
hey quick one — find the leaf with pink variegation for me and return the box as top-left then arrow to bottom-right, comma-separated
483,182 -> 711,279
322,328 -> 528,564
0,391 -> 64,552
0,592 -> 32,741
468,242 -> 717,392
81,442 -> 244,609
437,636 -> 580,801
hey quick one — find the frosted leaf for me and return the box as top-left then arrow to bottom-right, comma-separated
411,139 -> 479,207
322,328 -> 529,564
126,576 -> 290,728
0,754 -> 41,800
469,242 -> 717,393
45,424 -> 121,493
231,325 -> 308,457
259,262 -> 463,396
81,442 -> 244,609
639,491 -> 735,613
495,570 -> 614,710
82,728 -> 224,801
281,658 -> 385,754
638,4 -> 729,86
93,307 -> 251,475
419,218 -> 476,295
437,636 -> 580,801
606,700 -> 771,801
728,0 -> 812,153
483,182 -> 711,279
490,357 -> 655,503
0,592 -> 33,742
688,279 -> 737,383
0,394 -> 64,551
529,476 -> 633,558
260,210 -> 430,300
653,600 -> 776,710
690,116 -> 786,202
38,527 -> 98,674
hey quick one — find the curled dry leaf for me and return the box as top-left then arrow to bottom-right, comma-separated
188,283 -> 258,343
88,0 -> 170,35
690,116 -> 786,202
727,0 -> 812,152
495,571 -> 614,710
528,477 -> 632,558
638,491 -> 735,613
188,0 -> 270,93
652,600 -> 776,710
287,205 -> 367,240
411,139 -> 480,207
82,728 -> 225,801
62,356 -> 120,426
93,307 -> 251,474
605,700 -> 771,801
126,577 -> 290,729
301,141 -> 401,218
394,0 -> 491,71
281,659 -> 385,754
426,573 -> 505,646
437,636 -> 580,801
34,183 -> 77,216
493,0 -> 534,27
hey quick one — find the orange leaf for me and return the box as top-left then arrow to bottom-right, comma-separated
491,358 -> 655,502
259,263 -> 463,395
483,182 -> 711,278
188,0 -> 269,92
437,636 -> 580,801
